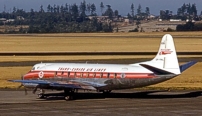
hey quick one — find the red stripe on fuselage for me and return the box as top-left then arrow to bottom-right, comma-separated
23,70 -> 155,80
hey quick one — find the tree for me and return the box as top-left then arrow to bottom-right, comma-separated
47,4 -> 51,12
100,2 -> 104,15
191,4 -> 197,15
80,0 -> 86,16
90,3 -> 96,16
177,8 -> 183,16
102,23 -> 113,32
137,4 -> 141,14
181,3 -> 186,15
64,3 -> 69,13
50,6 -> 53,13
104,5 -> 113,19
60,5 -> 64,14
53,4 -> 57,13
131,3 -> 134,18
13,7 -> 16,13
114,10 -> 119,17
29,8 -> 35,19
39,5 -> 44,13
187,3 -> 191,15
71,4 -> 79,20
56,5 -> 60,13
87,3 -> 91,14
127,13 -> 132,19
145,7 -> 150,15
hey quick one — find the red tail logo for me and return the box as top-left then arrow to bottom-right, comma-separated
159,49 -> 173,55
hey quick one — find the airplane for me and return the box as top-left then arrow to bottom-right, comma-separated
9,34 -> 197,100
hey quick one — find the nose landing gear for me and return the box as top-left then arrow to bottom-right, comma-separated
37,89 -> 45,99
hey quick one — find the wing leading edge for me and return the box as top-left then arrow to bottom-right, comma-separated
8,79 -> 106,90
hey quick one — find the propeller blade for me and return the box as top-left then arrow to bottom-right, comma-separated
21,74 -> 24,80
32,87 -> 37,94
17,84 -> 23,89
32,85 -> 39,94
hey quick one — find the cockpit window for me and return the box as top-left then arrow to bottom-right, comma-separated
32,67 -> 35,70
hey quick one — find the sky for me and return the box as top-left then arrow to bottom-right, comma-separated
0,0 -> 202,15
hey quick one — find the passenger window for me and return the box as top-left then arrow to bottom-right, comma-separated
107,73 -> 110,78
100,73 -> 103,78
115,73 -> 117,78
86,72 -> 89,78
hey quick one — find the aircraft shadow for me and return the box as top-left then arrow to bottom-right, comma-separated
38,90 -> 202,101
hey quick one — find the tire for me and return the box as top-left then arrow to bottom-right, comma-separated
37,94 -> 45,99
65,95 -> 73,101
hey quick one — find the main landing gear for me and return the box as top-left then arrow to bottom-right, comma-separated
99,90 -> 112,94
64,89 -> 77,101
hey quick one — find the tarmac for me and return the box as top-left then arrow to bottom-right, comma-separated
0,90 -> 202,116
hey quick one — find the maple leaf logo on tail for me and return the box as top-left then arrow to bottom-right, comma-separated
159,49 -> 173,55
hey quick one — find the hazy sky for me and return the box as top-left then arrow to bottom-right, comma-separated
0,0 -> 202,15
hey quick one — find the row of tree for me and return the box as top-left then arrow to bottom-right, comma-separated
128,4 -> 150,20
177,3 -> 197,16
1,1 -> 118,33
160,3 -> 199,20
0,1 -> 202,33
176,22 -> 202,31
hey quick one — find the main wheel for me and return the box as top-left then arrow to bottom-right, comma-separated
102,90 -> 112,94
37,94 -> 45,99
64,95 -> 74,101
64,89 -> 74,101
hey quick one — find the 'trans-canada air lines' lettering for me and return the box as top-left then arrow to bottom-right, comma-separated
58,67 -> 106,72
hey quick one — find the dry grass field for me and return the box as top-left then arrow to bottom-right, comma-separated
0,32 -> 202,52
0,55 -> 201,62
0,32 -> 202,89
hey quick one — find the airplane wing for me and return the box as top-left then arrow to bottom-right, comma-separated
8,79 -> 107,90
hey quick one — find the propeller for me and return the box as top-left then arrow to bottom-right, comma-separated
17,75 -> 28,95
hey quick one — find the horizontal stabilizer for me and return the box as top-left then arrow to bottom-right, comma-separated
180,61 -> 197,72
140,64 -> 174,75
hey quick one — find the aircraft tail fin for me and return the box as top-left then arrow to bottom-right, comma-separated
139,34 -> 181,75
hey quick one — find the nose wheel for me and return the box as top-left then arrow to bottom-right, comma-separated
37,89 -> 45,99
